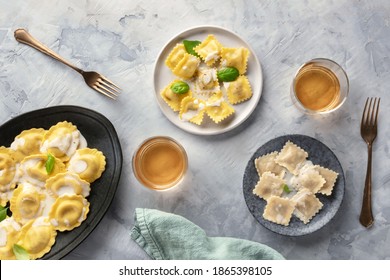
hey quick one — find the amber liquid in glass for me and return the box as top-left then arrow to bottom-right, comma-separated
294,64 -> 340,111
133,137 -> 187,190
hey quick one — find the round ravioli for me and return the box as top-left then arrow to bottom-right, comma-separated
10,128 -> 46,162
45,172 -> 90,198
10,182 -> 46,224
1,191 -> 13,207
40,121 -> 81,162
0,147 -> 18,193
49,194 -> 89,231
17,217 -> 57,260
0,218 -> 21,260
67,148 -> 106,183
19,154 -> 66,187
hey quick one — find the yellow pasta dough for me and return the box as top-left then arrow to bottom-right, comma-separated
10,128 -> 46,162
160,80 -> 192,111
19,154 -> 66,187
220,47 -> 250,74
0,218 -> 21,260
67,148 -> 106,183
0,147 -> 18,193
10,183 -> 46,224
17,217 -> 57,260
40,121 -> 81,162
194,34 -> 222,66
0,121 -> 106,259
165,43 -> 187,70
161,34 -> 254,127
179,97 -> 206,125
225,75 -> 252,105
172,53 -> 200,79
45,172 -> 90,198
194,67 -> 220,94
205,92 -> 235,123
49,194 -> 89,231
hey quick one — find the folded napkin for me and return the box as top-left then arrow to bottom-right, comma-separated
130,208 -> 284,260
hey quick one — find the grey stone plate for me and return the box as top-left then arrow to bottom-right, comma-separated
243,134 -> 345,236
0,106 -> 123,259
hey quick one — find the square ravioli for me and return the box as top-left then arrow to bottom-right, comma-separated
254,151 -> 285,178
225,75 -> 252,105
263,196 -> 296,226
160,80 -> 192,111
220,47 -> 250,74
194,34 -> 222,66
253,171 -> 285,200
313,165 -> 338,196
173,53 -> 200,79
291,189 -> 323,224
194,67 -> 220,94
290,164 -> 325,193
275,141 -> 308,175
165,43 -> 187,71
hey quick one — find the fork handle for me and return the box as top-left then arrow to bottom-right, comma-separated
14,28 -> 83,74
359,144 -> 374,228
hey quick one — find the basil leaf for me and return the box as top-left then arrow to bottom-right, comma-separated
282,184 -> 291,194
45,153 -> 55,174
217,67 -> 240,82
183,40 -> 201,57
13,244 -> 30,260
0,206 -> 7,222
170,81 -> 190,94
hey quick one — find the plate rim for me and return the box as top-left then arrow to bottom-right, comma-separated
242,134 -> 345,236
153,25 -> 263,135
0,105 -> 123,259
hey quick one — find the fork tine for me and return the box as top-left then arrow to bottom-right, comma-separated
97,78 -> 121,95
370,98 -> 377,126
367,98 -> 374,126
92,85 -> 117,100
95,83 -> 118,98
374,98 -> 380,127
99,75 -> 121,91
361,98 -> 370,126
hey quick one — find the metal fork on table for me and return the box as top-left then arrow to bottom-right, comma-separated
14,28 -> 121,100
359,97 -> 380,228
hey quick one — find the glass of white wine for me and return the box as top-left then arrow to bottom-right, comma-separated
132,136 -> 188,191
290,58 -> 349,115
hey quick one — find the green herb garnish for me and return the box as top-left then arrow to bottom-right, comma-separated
170,81 -> 190,94
217,67 -> 239,82
183,40 -> 201,57
45,153 -> 55,174
0,206 -> 7,222
13,244 -> 30,260
282,184 -> 291,194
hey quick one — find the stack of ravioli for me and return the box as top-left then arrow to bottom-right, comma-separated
161,34 -> 253,125
252,141 -> 339,226
0,121 -> 106,259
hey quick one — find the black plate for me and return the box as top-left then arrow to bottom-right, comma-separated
243,134 -> 345,236
0,105 -> 123,259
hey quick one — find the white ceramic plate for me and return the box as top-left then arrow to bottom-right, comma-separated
153,25 -> 263,135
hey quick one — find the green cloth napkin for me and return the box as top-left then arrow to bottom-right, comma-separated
130,208 -> 284,260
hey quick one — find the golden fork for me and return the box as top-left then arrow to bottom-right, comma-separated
14,28 -> 121,100
359,97 -> 380,228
